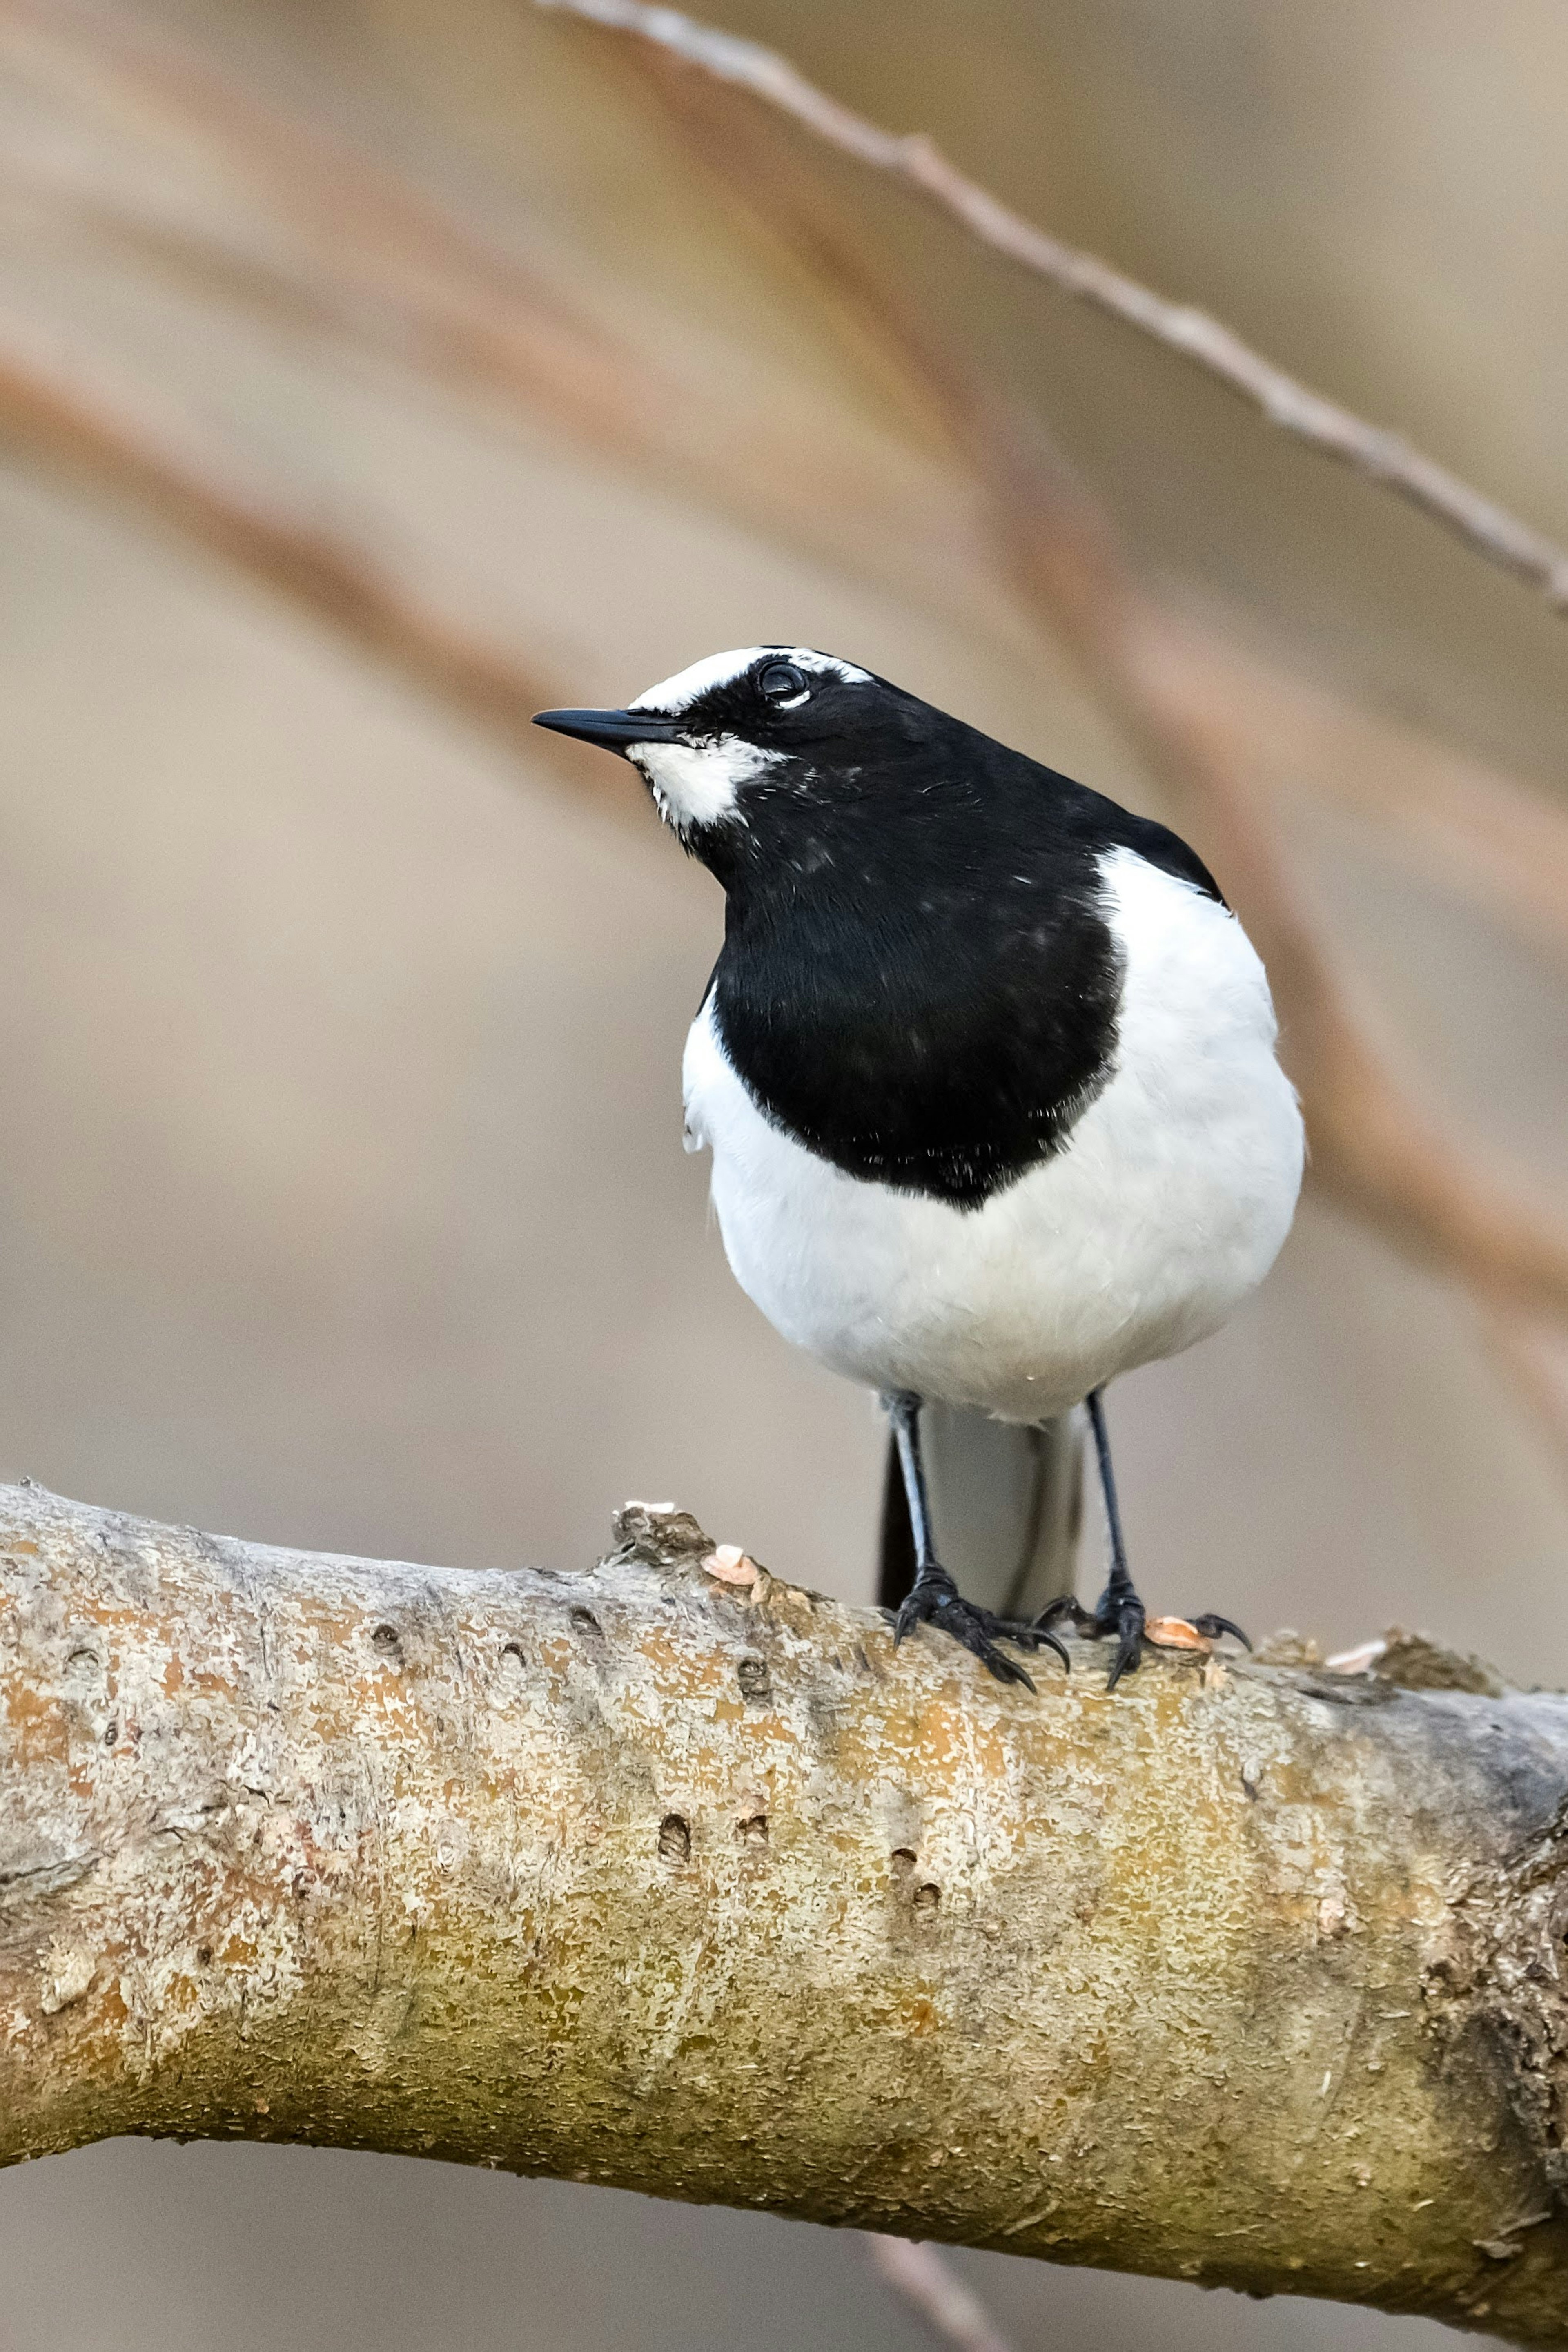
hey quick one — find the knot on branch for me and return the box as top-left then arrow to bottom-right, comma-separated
1325,1627 -> 1509,1697
608,1498 -> 715,1570
608,1499 -> 770,1601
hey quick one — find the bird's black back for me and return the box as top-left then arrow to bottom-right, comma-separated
699,701 -> 1221,1210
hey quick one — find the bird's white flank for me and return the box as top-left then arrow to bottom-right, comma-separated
682,845 -> 1303,1420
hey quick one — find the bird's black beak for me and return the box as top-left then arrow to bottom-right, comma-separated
532,707 -> 685,758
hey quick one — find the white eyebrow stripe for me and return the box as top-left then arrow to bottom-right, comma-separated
631,647 -> 764,711
628,646 -> 873,714
793,651 -> 873,685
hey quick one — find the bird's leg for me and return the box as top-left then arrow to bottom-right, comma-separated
1040,1390 -> 1249,1689
1083,1386 -> 1144,1689
882,1391 -> 1067,1688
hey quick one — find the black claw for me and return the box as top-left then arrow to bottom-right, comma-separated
1040,1587 -> 1147,1689
1105,1597 -> 1145,1692
1187,1613 -> 1252,1650
1031,1626 -> 1072,1674
978,1644 -> 1037,1692
895,1568 -> 1070,1690
891,1587 -> 927,1648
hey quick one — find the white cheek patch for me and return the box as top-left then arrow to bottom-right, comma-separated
630,735 -> 783,833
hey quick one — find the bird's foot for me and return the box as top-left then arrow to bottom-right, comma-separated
895,1565 -> 1069,1690
1180,1612 -> 1252,1650
1038,1593 -> 1249,1691
1038,1590 -> 1146,1690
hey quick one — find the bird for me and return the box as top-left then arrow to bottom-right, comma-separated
535,647 -> 1304,1690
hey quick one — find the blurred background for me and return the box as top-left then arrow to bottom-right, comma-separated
0,0 -> 1566,2343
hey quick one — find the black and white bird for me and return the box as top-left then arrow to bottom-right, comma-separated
535,648 -> 1304,1690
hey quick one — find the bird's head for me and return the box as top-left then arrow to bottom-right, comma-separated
533,646 -> 927,856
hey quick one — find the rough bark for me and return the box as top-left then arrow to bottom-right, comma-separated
2,1485 -> 1568,2341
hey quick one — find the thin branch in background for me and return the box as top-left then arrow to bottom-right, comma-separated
600,32 -> 1568,1333
7,0 -> 987,634
81,0 -> 1568,991
16,0 -> 607,341
537,0 -> 1568,612
29,0 -> 1568,1002
80,0 -> 1568,988
5,0 -> 676,464
862,2234 -> 1018,2352
0,326 -> 633,807
1484,1309 -> 1568,1483
1149,612 -> 1568,976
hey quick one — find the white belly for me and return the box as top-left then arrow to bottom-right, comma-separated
682,847 -> 1304,1421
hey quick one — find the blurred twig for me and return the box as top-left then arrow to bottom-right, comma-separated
1485,1311 -> 1568,1483
4,0 -> 990,638
0,324 -> 635,807
1,0 -> 688,470
23,0 -> 1568,995
538,0 -> 1568,613
595,24 -> 1568,1330
861,2234 -> 1018,2352
1149,614 -> 1568,974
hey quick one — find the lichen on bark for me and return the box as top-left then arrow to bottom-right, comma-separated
2,1483 -> 1568,2342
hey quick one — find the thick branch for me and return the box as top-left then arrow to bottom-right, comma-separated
540,0 -> 1568,611
2,1484 -> 1568,2340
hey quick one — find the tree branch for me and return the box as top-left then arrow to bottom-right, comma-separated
538,0 -> 1568,612
3,1482 -> 1568,2341
860,2233 -> 1018,2352
1145,613 -> 1568,979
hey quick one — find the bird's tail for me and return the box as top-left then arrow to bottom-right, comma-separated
878,1405 -> 1083,1620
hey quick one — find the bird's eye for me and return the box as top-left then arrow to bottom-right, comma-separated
757,660 -> 808,703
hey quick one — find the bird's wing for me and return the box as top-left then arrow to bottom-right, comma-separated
878,1405 -> 1083,1621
